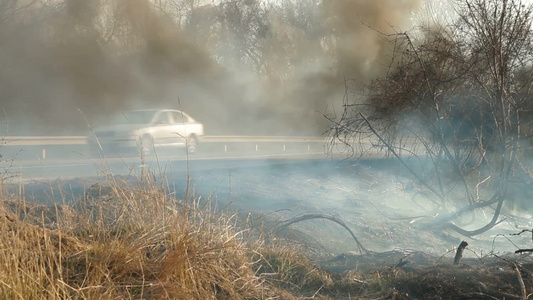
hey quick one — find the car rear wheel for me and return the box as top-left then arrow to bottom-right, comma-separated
186,135 -> 198,154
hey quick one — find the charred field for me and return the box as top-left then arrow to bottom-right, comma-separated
1,157 -> 533,299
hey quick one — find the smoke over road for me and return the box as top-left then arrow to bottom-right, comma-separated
0,0 -> 420,136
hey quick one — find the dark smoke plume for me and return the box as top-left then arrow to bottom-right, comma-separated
324,0 -> 421,80
0,0 -> 221,134
0,0 -> 420,135
265,0 -> 421,134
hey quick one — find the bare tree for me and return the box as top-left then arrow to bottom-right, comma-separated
328,0 -> 533,236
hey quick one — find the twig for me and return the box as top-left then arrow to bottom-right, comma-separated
359,113 -> 444,201
510,229 -> 533,244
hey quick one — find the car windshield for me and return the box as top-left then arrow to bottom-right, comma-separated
113,111 -> 155,125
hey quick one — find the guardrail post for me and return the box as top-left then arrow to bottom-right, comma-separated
19,165 -> 23,199
42,148 -> 46,160
283,144 -> 286,151
255,144 -> 258,151
224,145 -> 227,152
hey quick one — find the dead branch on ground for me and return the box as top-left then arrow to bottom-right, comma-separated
275,213 -> 370,254
515,249 -> 533,254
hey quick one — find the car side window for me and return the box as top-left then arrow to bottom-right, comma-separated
153,112 -> 171,124
171,111 -> 188,124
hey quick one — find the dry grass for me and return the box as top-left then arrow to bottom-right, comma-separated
0,175 -> 308,299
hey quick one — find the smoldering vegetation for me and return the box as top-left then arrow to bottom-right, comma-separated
0,0 -> 419,135
1,159 -> 533,299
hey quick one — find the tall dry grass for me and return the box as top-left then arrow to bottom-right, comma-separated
0,171 -> 331,299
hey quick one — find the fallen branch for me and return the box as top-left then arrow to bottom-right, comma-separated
420,193 -> 505,237
422,192 -> 499,227
441,195 -> 505,237
515,249 -> 533,254
275,213 -> 370,254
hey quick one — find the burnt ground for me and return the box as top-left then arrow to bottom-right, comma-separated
8,157 -> 533,298
15,157 -> 533,257
163,158 -> 533,257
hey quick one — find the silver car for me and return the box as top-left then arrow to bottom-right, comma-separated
88,109 -> 204,157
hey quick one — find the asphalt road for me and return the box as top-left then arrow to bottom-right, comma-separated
12,152 -> 335,180
0,135 -> 361,180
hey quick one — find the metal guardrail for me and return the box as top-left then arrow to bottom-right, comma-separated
1,135 -> 326,146
0,135 -> 331,161
2,136 -> 87,146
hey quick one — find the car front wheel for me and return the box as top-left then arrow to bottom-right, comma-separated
140,134 -> 153,157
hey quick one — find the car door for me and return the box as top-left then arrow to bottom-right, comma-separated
169,111 -> 191,145
150,111 -> 176,147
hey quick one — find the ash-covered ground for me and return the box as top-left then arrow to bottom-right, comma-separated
7,157 -> 533,299
173,158 -> 533,258
19,158 -> 533,260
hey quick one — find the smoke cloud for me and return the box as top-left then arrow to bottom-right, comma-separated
324,0 -> 421,81
0,0 -> 420,136
0,0 -> 223,134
